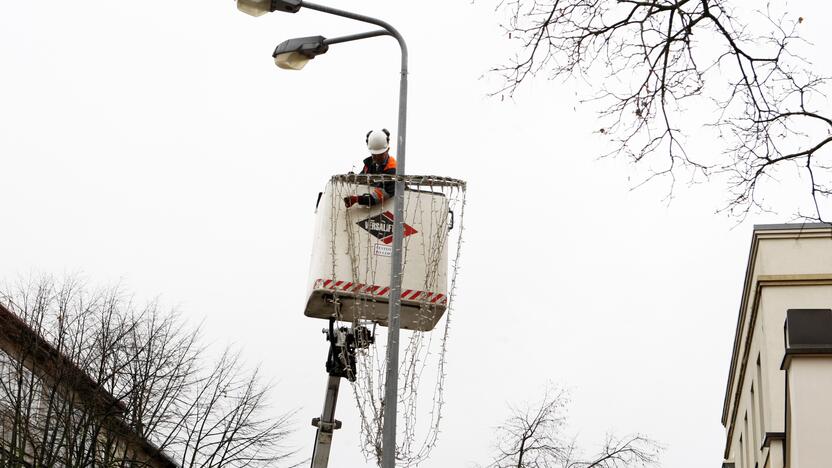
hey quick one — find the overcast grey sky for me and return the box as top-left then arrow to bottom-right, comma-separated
2,1 -> 832,467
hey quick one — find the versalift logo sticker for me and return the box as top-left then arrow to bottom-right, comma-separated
357,211 -> 417,245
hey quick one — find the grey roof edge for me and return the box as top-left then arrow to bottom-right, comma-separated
753,222 -> 832,231
721,228 -> 760,428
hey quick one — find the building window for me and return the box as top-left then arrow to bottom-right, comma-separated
744,413 -> 753,468
756,354 -> 766,441
750,384 -> 759,455
739,434 -> 745,468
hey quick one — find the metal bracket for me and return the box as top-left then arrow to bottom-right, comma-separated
311,417 -> 343,432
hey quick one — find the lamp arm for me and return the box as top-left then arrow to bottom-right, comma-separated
323,30 -> 391,47
301,1 -> 407,71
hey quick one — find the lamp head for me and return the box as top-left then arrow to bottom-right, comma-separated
237,0 -> 302,17
272,36 -> 328,70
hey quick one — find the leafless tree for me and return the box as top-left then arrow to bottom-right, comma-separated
485,386 -> 660,468
491,0 -> 832,220
0,276 -> 299,467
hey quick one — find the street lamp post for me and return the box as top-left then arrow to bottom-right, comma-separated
237,2 -> 408,467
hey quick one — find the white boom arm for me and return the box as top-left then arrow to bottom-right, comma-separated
310,375 -> 342,468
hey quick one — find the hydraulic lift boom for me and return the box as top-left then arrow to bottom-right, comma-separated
310,318 -> 373,468
310,375 -> 342,467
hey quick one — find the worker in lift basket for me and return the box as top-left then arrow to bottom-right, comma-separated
343,128 -> 397,208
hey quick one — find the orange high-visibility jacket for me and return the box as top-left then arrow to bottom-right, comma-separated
360,155 -> 397,205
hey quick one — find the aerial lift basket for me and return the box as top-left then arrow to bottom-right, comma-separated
305,174 -> 464,332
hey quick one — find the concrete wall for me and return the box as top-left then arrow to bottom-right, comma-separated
785,356 -> 832,468
722,226 -> 832,468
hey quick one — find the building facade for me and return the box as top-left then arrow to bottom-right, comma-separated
0,302 -> 177,467
722,223 -> 832,468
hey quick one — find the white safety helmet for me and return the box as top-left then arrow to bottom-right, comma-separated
366,129 -> 391,155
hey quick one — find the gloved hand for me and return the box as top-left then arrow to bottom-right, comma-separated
344,195 -> 359,208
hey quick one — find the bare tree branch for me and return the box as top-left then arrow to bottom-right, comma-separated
485,385 -> 661,468
491,0 -> 832,219
0,276 -> 300,468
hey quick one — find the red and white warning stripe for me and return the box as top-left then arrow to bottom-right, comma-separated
314,278 -> 447,305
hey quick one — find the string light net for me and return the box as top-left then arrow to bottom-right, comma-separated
304,174 -> 466,466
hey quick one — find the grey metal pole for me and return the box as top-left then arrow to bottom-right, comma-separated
270,29 -> 404,468
301,4 -> 408,467
382,42 -> 407,468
